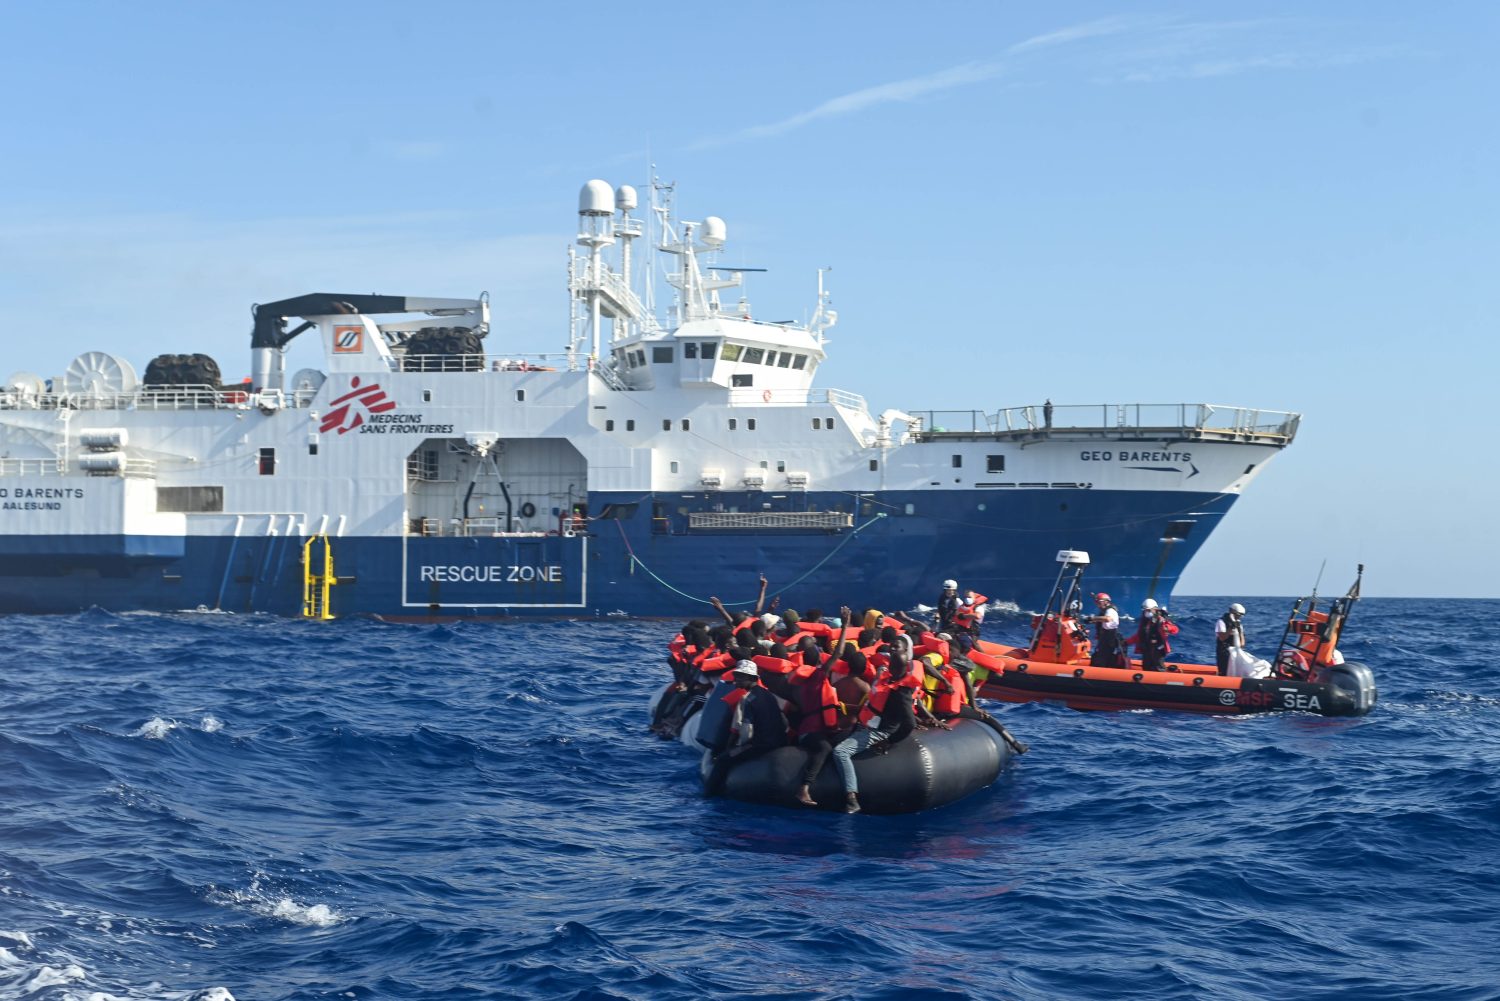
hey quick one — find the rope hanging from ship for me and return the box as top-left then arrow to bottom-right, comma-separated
613,512 -> 888,607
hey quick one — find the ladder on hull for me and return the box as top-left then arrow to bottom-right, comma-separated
302,535 -> 336,620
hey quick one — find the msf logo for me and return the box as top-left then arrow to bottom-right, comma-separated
320,377 -> 396,435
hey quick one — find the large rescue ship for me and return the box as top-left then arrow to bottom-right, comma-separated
0,180 -> 1299,618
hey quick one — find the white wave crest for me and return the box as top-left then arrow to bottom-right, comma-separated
20,963 -> 85,990
210,877 -> 345,928
199,716 -> 224,733
268,899 -> 341,927
133,717 -> 178,739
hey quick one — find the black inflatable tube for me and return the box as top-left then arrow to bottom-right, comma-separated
701,719 -> 1014,814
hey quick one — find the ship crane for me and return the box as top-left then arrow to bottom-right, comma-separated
249,292 -> 487,392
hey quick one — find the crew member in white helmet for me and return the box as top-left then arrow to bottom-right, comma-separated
1124,598 -> 1179,671
1215,603 -> 1247,675
937,579 -> 961,632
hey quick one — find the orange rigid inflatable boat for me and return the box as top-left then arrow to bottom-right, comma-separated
968,552 -> 1376,717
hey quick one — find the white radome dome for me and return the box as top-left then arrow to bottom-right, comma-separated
579,179 -> 614,216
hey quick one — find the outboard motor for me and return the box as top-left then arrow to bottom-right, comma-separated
1318,660 -> 1378,716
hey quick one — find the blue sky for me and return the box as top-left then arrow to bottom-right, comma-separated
1,3 -> 1495,597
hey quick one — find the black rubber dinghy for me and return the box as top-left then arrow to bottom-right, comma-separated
701,718 -> 1015,814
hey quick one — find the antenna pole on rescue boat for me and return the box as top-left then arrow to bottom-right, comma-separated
1309,558 -> 1327,614
1032,550 -> 1089,655
1312,564 -> 1364,666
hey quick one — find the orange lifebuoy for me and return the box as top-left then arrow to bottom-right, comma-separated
762,389 -> 772,402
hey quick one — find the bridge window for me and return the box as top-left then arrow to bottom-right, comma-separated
731,374 -> 753,387
765,351 -> 778,366
701,341 -> 717,359
791,355 -> 807,370
951,454 -> 963,468
259,447 -> 276,476
778,353 -> 792,368
776,460 -> 786,472
653,346 -> 673,363
987,455 -> 1005,473
743,347 -> 764,364
720,343 -> 742,362
684,342 -> 698,359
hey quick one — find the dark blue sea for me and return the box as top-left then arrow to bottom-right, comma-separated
2,596 -> 1497,1000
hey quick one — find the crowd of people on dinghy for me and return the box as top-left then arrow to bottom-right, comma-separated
651,576 -> 1026,813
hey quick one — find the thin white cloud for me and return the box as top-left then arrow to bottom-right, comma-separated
1005,15 -> 1157,55
1115,45 -> 1409,84
685,16 -> 1407,150
688,17 -> 1147,150
687,60 -> 1006,150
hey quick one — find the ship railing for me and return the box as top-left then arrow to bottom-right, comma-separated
726,387 -> 869,412
0,457 -> 66,476
569,268 -> 651,325
591,359 -> 630,391
907,403 -> 1301,444
392,353 -> 579,374
688,511 -> 854,531
407,516 -> 556,538
0,386 -> 319,411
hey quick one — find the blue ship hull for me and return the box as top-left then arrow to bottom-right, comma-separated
0,488 -> 1234,618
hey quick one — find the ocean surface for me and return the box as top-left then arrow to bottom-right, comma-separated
1,596 -> 1497,1001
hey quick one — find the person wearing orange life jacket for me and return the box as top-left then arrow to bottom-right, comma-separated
952,590 -> 988,636
921,653 -> 1030,755
652,621 -> 714,737
771,608 -> 805,645
1123,598 -> 1180,671
791,610 -> 854,807
704,661 -> 789,795
830,647 -> 947,813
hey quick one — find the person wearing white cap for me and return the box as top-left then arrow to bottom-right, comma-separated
1215,603 -> 1247,675
704,660 -> 788,796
